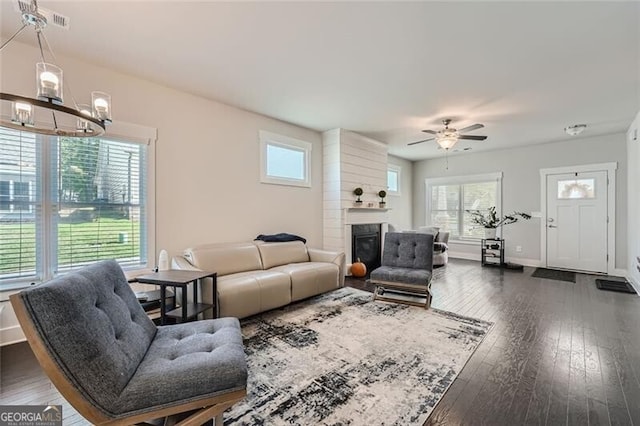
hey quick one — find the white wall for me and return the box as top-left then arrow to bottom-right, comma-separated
413,133 -> 628,269
0,42 -> 324,344
1,41 -> 325,251
627,111 -> 640,289
387,155 -> 413,231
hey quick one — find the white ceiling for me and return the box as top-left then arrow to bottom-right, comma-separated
1,1 -> 639,160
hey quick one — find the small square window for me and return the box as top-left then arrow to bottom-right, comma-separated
260,131 -> 311,187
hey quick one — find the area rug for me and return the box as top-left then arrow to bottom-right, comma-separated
596,278 -> 637,294
225,287 -> 492,425
531,267 -> 576,283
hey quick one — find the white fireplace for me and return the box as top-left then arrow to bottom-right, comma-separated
344,208 -> 389,269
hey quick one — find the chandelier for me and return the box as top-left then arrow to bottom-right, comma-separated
0,0 -> 112,137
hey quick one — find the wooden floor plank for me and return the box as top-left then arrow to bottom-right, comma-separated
3,259 -> 640,426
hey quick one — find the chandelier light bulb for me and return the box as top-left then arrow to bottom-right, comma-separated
11,102 -> 34,126
76,104 -> 93,131
36,63 -> 63,103
92,91 -> 112,122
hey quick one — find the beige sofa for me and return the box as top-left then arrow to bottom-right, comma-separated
172,241 -> 345,319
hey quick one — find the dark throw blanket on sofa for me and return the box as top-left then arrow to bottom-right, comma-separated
255,233 -> 307,244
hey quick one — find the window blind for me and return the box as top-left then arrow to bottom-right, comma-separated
0,128 -> 40,280
0,127 -> 149,285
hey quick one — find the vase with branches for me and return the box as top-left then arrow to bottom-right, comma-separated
466,206 -> 531,238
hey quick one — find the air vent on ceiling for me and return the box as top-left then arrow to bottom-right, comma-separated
15,0 -> 70,29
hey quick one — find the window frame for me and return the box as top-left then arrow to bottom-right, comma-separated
259,130 -> 312,188
425,172 -> 503,242
387,164 -> 401,195
0,121 -> 156,290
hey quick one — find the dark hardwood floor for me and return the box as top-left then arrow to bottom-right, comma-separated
1,259 -> 639,425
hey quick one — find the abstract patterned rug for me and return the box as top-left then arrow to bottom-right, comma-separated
226,287 -> 492,425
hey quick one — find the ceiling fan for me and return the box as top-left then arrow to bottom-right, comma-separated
408,119 -> 487,150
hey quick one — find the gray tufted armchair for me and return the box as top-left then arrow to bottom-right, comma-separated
10,260 -> 247,426
369,232 -> 434,309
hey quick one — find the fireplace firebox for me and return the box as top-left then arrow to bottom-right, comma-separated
351,224 -> 381,276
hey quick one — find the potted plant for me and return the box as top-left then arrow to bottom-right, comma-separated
378,190 -> 387,208
466,206 -> 531,239
353,187 -> 364,205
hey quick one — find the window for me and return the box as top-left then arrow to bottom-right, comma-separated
557,178 -> 595,199
426,172 -> 502,240
387,165 -> 401,195
260,131 -> 311,187
0,126 -> 154,286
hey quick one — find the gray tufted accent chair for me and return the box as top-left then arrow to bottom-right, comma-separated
10,260 -> 247,426
369,232 -> 434,308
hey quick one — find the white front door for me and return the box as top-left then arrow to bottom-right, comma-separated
546,171 -> 608,273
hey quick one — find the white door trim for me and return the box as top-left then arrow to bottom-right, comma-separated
540,162 -> 617,274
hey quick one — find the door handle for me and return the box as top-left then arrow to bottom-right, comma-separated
548,224 -> 557,228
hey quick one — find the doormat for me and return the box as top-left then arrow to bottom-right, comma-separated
226,287 -> 493,425
531,267 -> 576,283
595,279 -> 637,294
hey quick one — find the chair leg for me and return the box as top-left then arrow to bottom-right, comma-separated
214,413 -> 223,425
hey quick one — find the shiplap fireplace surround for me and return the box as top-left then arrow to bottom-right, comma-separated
322,129 -> 389,272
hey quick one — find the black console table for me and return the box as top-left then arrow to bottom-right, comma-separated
480,238 -> 523,270
135,270 -> 217,325
481,238 -> 504,267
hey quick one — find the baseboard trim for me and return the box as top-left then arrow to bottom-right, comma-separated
448,252 -> 542,268
0,324 -> 25,347
612,268 -> 627,277
625,273 -> 640,296
448,251 -> 479,262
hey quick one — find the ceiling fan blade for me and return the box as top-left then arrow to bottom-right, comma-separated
421,129 -> 437,134
408,137 -> 435,146
457,123 -> 484,133
458,135 -> 487,141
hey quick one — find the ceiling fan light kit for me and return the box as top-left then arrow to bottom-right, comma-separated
436,136 -> 458,150
564,124 -> 587,136
0,0 -> 112,137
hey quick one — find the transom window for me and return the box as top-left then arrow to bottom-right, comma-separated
260,131 -> 311,187
0,126 -> 154,287
426,172 -> 502,240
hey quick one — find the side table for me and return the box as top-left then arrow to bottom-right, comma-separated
481,238 -> 504,267
480,238 -> 524,271
135,270 -> 217,325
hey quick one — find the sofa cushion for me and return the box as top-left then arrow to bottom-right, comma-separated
369,265 -> 432,286
184,242 -> 263,276
118,318 -> 247,415
256,241 -> 309,270
218,270 -> 291,318
270,262 -> 340,301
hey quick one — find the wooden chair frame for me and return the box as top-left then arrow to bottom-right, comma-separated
371,279 -> 433,309
11,294 -> 246,426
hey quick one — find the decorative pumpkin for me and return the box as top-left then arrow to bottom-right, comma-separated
351,258 -> 367,278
